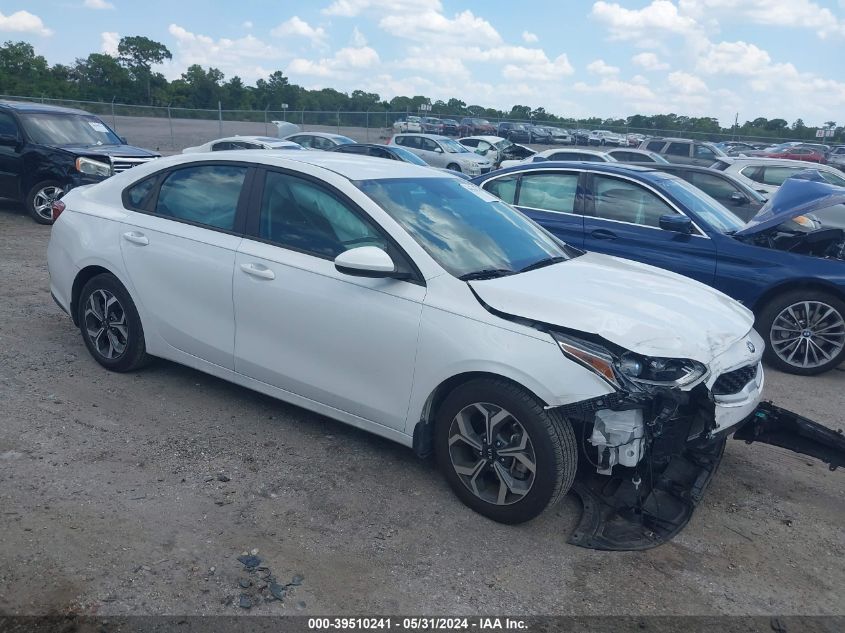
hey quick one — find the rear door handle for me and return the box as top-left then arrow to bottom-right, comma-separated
122,231 -> 149,246
240,263 -> 275,280
590,229 -> 618,240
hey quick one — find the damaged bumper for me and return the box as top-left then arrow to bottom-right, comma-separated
557,333 -> 840,551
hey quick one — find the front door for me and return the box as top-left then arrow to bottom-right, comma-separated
581,173 -> 717,285
233,168 -> 425,431
119,163 -> 249,369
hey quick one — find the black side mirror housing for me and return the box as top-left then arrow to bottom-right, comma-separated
0,134 -> 19,147
659,214 -> 693,234
729,191 -> 748,205
119,136 -> 128,144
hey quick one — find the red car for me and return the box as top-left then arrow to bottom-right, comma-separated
458,117 -> 496,136
759,147 -> 827,163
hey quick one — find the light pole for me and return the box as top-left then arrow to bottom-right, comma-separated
281,103 -> 288,122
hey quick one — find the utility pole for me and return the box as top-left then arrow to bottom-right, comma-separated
733,112 -> 739,140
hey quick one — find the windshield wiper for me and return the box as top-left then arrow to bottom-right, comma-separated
518,256 -> 566,273
458,268 -> 515,281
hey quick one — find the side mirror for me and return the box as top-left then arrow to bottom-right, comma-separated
118,136 -> 128,144
658,214 -> 693,234
0,133 -> 19,147
334,246 -> 401,278
434,146 -> 443,153
729,191 -> 748,205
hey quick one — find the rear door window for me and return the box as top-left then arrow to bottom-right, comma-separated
666,142 -> 691,157
517,172 -> 579,214
154,164 -> 248,231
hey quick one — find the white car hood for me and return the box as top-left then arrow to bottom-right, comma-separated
469,252 -> 754,363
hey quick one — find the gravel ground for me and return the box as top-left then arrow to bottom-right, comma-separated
0,205 -> 843,619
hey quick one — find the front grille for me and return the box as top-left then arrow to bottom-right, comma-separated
110,156 -> 156,174
712,364 -> 758,396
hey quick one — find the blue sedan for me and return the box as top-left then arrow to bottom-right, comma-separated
472,163 -> 845,375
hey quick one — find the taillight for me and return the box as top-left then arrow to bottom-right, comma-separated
51,200 -> 65,222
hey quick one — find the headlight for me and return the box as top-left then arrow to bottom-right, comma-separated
551,332 -> 708,389
76,157 -> 111,177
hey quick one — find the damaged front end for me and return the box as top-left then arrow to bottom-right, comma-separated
557,350 -> 844,550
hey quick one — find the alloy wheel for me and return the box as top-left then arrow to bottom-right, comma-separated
83,289 -> 129,360
447,402 -> 536,506
770,300 -> 845,369
32,185 -> 63,221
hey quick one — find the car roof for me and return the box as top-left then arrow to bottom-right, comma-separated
718,157 -> 838,169
392,133 -> 452,140
0,99 -> 94,115
286,132 -> 351,140
460,135 -> 503,143
130,150 -> 445,182
537,148 -> 608,157
480,161 -> 657,180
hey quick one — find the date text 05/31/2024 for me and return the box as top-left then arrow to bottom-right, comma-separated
308,618 -> 528,630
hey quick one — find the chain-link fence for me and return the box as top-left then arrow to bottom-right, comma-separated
0,94 -> 829,154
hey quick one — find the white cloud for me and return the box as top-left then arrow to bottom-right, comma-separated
667,70 -> 708,94
574,78 -> 657,103
101,31 -> 119,56
590,0 -> 698,41
242,21 -> 253,29
696,40 -> 772,75
271,16 -> 328,46
379,9 -> 502,46
166,24 -> 285,82
0,10 -> 52,36
522,31 -> 538,43
323,0 -> 441,17
350,27 -> 367,47
678,0 -> 845,38
631,51 -> 669,71
587,59 -> 620,75
502,53 -> 574,81
83,0 -> 114,9
287,45 -> 380,78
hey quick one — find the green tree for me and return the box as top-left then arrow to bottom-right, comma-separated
117,36 -> 172,104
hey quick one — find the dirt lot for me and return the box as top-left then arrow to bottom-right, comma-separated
0,207 -> 843,619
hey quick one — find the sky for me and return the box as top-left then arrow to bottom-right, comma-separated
2,0 -> 845,126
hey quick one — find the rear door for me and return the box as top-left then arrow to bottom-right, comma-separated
480,169 -> 586,248
232,168 -> 424,430
119,162 -> 250,369
581,172 -> 717,285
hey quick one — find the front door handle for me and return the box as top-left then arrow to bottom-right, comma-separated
122,231 -> 149,246
590,229 -> 618,240
240,263 -> 275,280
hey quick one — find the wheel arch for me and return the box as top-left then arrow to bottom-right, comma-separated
750,278 -> 845,314
70,264 -> 127,326
411,371 -> 547,458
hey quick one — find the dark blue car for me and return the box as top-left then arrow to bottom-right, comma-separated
472,163 -> 845,375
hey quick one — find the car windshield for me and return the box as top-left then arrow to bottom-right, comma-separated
20,112 -> 122,146
440,138 -> 471,153
356,178 -> 574,278
494,139 -> 513,150
389,146 -> 428,165
655,175 -> 746,234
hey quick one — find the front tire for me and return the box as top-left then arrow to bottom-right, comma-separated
77,273 -> 151,372
26,180 -> 63,225
446,163 -> 462,173
435,378 -> 577,524
757,289 -> 845,375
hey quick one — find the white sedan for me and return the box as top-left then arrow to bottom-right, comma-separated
47,152 -> 763,528
182,136 -> 303,153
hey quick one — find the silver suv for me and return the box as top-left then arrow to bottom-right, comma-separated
639,137 -> 727,167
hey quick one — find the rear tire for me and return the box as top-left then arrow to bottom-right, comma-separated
25,180 -> 63,225
435,378 -> 577,524
757,289 -> 845,375
77,273 -> 151,372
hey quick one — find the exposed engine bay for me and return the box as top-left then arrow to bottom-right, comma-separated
559,384 -> 844,551
739,224 -> 845,260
